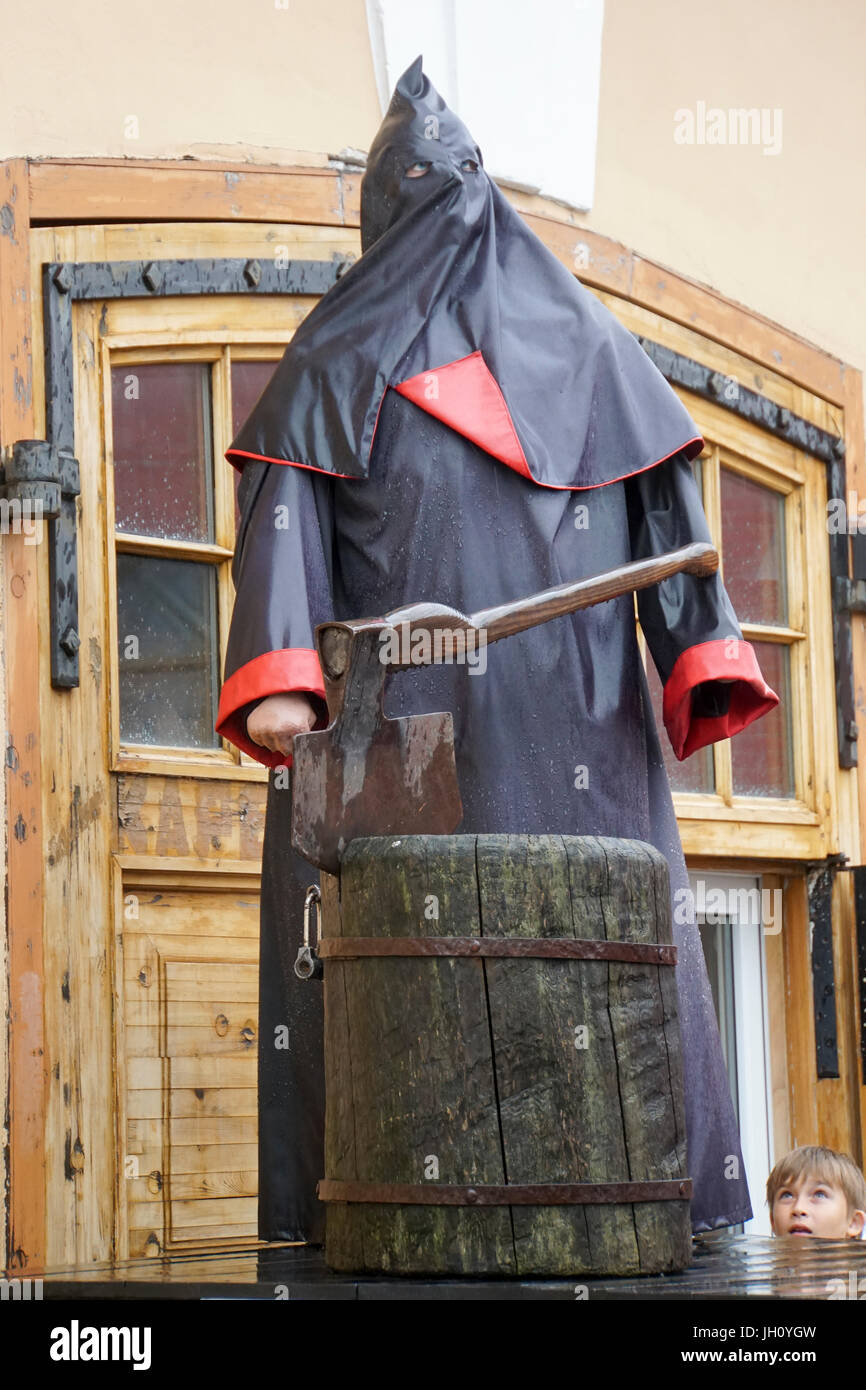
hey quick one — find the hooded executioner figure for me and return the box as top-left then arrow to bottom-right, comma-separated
217,56 -> 779,1243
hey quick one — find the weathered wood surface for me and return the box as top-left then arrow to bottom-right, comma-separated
120,890 -> 260,1255
322,834 -> 690,1276
117,775 -> 266,861
323,838 -> 514,1274
29,1232 -> 866,1302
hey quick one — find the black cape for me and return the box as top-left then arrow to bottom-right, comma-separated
226,56 -> 702,491
218,57 -> 779,1241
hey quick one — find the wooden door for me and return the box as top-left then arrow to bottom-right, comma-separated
29,221 -> 356,1262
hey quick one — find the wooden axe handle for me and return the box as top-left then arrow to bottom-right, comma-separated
472,541 -> 718,644
379,542 -> 718,653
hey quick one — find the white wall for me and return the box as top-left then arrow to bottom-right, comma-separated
369,0 -> 605,207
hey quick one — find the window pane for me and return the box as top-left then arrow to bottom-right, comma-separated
697,917 -> 738,1120
117,554 -> 220,747
730,642 -> 794,797
720,468 -> 787,625
231,360 -> 278,438
643,640 -> 715,793
230,360 -> 279,532
111,362 -> 214,542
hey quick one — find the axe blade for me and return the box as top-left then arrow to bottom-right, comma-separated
290,709 -> 463,874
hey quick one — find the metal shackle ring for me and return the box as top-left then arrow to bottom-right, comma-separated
295,884 -> 324,981
303,883 -> 321,950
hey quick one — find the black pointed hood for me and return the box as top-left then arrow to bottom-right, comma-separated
360,53 -> 484,253
226,56 -> 703,489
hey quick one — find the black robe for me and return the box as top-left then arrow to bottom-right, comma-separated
216,57 -> 779,1241
219,388 -> 778,1240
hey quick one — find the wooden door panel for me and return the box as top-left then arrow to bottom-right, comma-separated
117,775 -> 266,861
122,890 -> 259,1254
164,959 -> 258,1057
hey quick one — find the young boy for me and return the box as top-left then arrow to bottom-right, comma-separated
767,1145 -> 866,1239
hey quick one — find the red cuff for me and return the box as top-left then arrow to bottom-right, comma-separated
662,639 -> 780,761
216,648 -> 327,768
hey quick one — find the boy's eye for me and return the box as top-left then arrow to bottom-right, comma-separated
461,158 -> 479,173
405,160 -> 432,178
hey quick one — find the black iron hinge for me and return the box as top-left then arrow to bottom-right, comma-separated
0,439 -> 81,687
805,854 -> 848,1079
829,477 -> 865,769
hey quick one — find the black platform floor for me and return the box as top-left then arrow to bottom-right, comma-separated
22,1233 -> 866,1301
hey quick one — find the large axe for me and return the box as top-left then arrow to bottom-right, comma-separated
290,542 -> 719,873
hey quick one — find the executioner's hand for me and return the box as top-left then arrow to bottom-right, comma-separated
246,692 -> 320,758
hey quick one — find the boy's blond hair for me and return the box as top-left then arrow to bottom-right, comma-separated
766,1145 -> 866,1218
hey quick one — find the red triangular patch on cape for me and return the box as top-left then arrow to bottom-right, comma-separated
394,350 -> 531,478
